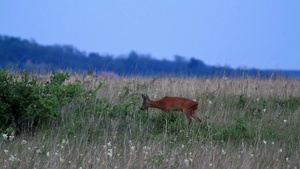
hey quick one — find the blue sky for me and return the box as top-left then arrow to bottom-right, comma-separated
1,0 -> 299,70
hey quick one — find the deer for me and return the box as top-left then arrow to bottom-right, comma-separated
140,94 -> 201,125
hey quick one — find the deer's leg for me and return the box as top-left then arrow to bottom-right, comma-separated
185,113 -> 192,125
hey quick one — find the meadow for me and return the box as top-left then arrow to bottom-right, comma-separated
1,70 -> 300,168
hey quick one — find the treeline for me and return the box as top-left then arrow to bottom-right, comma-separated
0,35 -> 293,77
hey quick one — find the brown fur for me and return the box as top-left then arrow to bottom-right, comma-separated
141,94 -> 201,125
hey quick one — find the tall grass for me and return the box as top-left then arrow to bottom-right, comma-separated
1,72 -> 300,168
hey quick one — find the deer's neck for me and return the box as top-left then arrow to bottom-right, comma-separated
148,100 -> 167,111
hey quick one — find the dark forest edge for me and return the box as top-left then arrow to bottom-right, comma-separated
1,35 -> 299,78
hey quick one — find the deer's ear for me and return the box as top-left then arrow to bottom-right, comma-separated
145,95 -> 150,100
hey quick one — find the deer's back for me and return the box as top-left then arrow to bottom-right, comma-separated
159,96 -> 198,111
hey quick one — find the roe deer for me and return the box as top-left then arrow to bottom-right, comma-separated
141,94 -> 201,125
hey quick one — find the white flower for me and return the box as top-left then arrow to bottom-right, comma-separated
181,144 -> 185,149
107,149 -> 113,158
9,135 -> 14,141
286,157 -> 289,162
222,149 -> 226,155
262,109 -> 266,112
46,152 -> 50,157
257,98 -> 260,102
184,159 -> 189,166
4,149 -> 9,154
60,157 -> 65,162
21,140 -> 27,145
9,155 -> 16,161
284,120 -> 287,123
209,163 -> 213,167
279,148 -> 283,153
2,134 -> 8,140
263,140 -> 267,144
271,142 -> 275,145
107,141 -> 111,147
250,153 -> 254,158
36,149 -> 42,154
130,146 -> 135,151
208,100 -> 213,105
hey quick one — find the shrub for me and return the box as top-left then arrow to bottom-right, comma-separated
0,67 -> 101,135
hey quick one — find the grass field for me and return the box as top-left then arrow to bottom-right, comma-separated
1,72 -> 300,168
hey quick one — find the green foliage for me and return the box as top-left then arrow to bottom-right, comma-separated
209,118 -> 254,141
0,67 -> 101,134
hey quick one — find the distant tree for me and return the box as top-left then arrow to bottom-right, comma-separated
0,35 -> 290,78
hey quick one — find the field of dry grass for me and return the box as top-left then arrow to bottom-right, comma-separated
1,72 -> 300,168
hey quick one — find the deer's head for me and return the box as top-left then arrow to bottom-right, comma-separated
141,94 -> 150,110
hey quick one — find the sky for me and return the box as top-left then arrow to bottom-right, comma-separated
1,0 -> 299,70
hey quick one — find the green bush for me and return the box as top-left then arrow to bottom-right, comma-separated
0,67 -> 101,134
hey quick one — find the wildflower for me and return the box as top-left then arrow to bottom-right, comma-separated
262,109 -> 266,112
181,144 -> 185,149
4,149 -> 9,154
284,120 -> 287,123
2,134 -> 8,140
263,140 -> 267,144
222,149 -> 226,155
107,141 -> 111,147
250,153 -> 254,158
257,98 -> 260,102
36,149 -> 42,154
21,140 -> 27,145
107,149 -> 113,158
62,139 -> 67,144
9,135 -> 14,141
9,155 -> 16,161
286,157 -> 289,162
208,100 -> 213,105
209,163 -> 213,167
46,152 -> 50,157
271,142 -> 275,145
60,157 -> 65,162
130,146 -> 135,151
279,148 -> 283,153
184,159 -> 189,166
